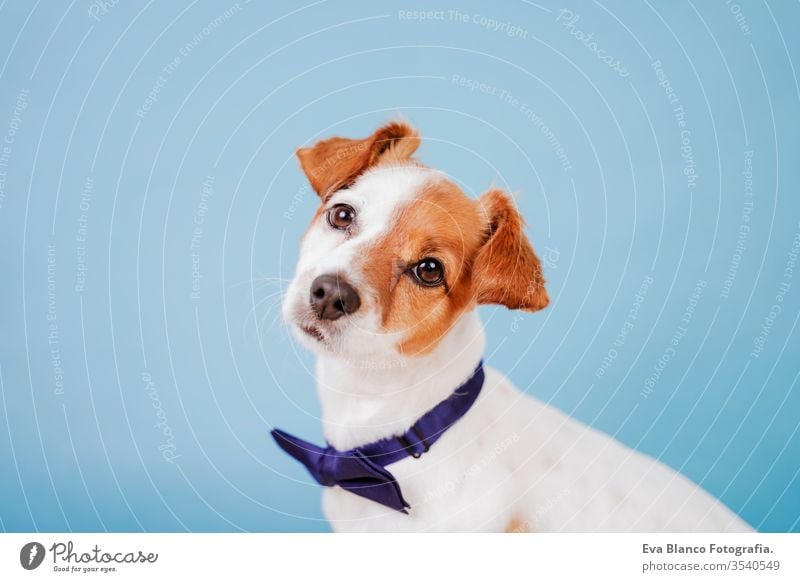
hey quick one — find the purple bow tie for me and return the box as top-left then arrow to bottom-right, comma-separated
271,363 -> 485,513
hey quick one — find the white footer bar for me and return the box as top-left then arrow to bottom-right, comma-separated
1,533 -> 797,581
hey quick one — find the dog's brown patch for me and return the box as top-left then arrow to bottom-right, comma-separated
362,180 -> 485,355
505,516 -> 530,533
296,121 -> 420,198
473,189 -> 549,312
359,182 -> 549,355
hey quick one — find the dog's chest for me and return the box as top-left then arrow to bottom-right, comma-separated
322,391 -> 524,532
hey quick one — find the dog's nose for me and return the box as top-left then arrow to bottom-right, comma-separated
309,274 -> 361,321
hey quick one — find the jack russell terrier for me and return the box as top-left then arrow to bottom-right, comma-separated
274,121 -> 751,533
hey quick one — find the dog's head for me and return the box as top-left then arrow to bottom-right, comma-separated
282,121 -> 549,360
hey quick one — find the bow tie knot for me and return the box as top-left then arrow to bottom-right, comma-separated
318,447 -> 344,487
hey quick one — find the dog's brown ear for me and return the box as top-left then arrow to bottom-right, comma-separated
472,189 -> 549,312
296,121 -> 420,198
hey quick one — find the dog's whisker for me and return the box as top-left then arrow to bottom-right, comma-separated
228,275 -> 291,291
242,289 -> 287,338
256,299 -> 288,338
243,297 -> 284,333
263,304 -> 289,335
254,270 -> 292,284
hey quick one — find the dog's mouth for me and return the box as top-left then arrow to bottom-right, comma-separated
300,324 -> 326,343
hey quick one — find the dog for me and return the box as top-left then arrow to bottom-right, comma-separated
277,120 -> 752,532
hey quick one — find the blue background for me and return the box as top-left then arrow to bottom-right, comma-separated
0,0 -> 798,532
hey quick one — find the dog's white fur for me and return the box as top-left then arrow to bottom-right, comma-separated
283,164 -> 752,532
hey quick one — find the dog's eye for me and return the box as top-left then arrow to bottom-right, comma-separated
412,258 -> 445,287
327,204 -> 355,230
